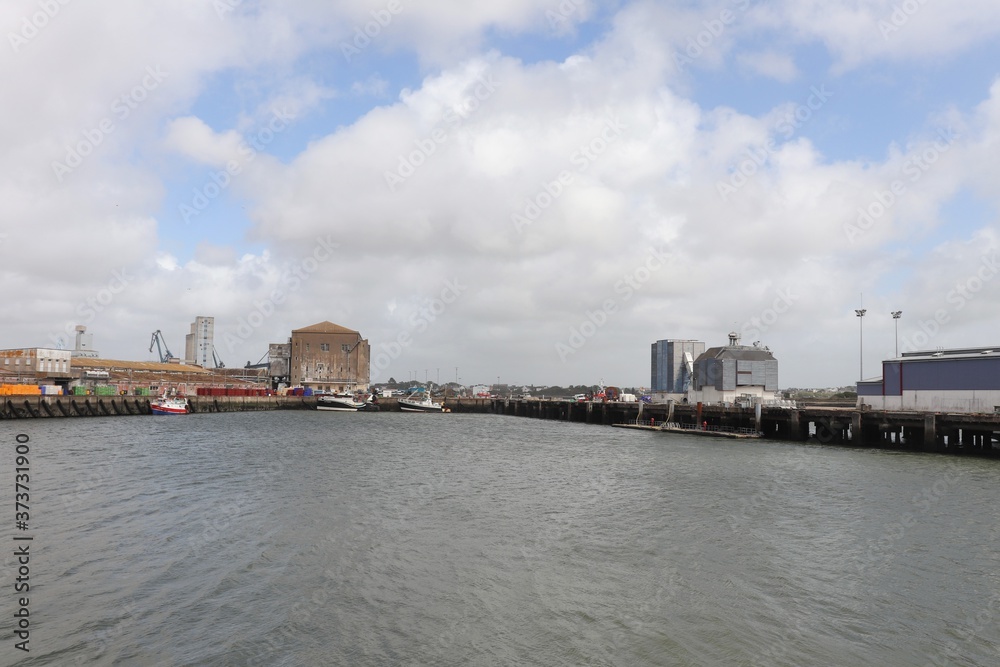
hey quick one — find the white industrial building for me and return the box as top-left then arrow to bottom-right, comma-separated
184,316 -> 216,368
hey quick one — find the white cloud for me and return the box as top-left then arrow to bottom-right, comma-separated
737,50 -> 798,82
3,1 -> 1000,387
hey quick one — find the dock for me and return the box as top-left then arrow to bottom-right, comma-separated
491,398 -> 1000,456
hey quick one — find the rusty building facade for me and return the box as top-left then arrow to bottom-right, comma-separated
289,321 -> 370,392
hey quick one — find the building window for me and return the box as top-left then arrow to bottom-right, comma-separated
306,343 -> 310,352
342,344 -> 350,352
320,343 -> 330,352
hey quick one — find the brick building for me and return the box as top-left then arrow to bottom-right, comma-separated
289,321 -> 370,392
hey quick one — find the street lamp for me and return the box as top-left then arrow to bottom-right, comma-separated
855,308 -> 867,381
891,311 -> 902,357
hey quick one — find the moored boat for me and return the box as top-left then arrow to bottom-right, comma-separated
398,390 -> 444,413
150,396 -> 189,415
317,393 -> 368,412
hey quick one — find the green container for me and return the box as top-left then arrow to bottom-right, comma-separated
73,386 -> 87,395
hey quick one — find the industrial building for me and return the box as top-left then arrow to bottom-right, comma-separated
687,333 -> 780,405
0,348 -> 73,383
289,321 -> 370,392
650,339 -> 705,403
185,316 -> 216,367
857,347 -> 1000,413
72,325 -> 99,358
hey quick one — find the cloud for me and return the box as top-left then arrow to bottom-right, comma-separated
3,1 -> 1000,387
737,50 -> 798,82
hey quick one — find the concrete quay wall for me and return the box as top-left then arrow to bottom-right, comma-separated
0,394 -> 318,418
0,395 -> 496,419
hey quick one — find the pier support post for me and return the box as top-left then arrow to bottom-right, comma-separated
852,413 -> 862,445
923,414 -> 936,452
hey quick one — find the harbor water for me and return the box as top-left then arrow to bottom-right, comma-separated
2,412 -> 999,666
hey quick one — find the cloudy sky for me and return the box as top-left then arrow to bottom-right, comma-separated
3,0 -> 1000,389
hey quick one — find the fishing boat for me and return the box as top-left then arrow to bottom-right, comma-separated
317,392 -> 369,412
398,388 -> 444,413
150,395 -> 189,415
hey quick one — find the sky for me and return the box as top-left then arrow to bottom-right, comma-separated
3,0 -> 1000,390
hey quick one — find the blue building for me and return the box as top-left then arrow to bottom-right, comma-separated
651,339 -> 705,401
858,347 -> 1000,413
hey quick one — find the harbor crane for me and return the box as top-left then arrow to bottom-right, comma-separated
149,330 -> 174,363
212,345 -> 225,369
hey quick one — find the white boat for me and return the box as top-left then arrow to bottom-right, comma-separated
151,396 -> 189,415
317,393 -> 368,412
398,391 -> 444,413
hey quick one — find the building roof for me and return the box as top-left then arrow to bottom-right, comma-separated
897,347 -> 1000,361
696,345 -> 777,362
71,358 -> 213,374
291,321 -> 359,335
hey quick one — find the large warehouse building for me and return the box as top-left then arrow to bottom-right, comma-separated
687,333 -> 780,405
289,321 -> 370,393
857,347 -> 1000,413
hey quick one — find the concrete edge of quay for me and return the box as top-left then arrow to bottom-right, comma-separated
0,395 -> 497,419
